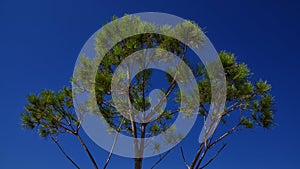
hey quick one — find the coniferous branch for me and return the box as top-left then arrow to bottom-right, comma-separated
51,137 -> 80,169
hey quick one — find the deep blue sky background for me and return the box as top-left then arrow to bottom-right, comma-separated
1,0 -> 299,168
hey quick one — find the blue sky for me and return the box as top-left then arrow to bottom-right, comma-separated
0,0 -> 299,168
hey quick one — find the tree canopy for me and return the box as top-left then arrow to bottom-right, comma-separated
21,15 -> 274,169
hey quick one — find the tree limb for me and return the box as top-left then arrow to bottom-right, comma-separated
51,137 -> 80,169
198,143 -> 227,169
189,143 -> 204,169
150,149 -> 172,169
209,122 -> 241,149
180,145 -> 190,168
145,45 -> 188,121
102,118 -> 124,169
75,133 -> 99,169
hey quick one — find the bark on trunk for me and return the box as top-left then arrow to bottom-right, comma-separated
134,158 -> 143,169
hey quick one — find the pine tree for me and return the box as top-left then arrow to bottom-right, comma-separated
21,15 -> 274,169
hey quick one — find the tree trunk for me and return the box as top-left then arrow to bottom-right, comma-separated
134,158 -> 143,169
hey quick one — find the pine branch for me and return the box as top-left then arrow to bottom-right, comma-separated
75,133 -> 99,169
51,137 -> 80,169
150,149 -> 172,169
103,118 -> 124,169
180,145 -> 190,168
189,143 -> 204,169
198,143 -> 227,169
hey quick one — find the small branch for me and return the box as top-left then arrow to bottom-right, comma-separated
180,145 -> 190,168
209,122 -> 241,149
199,103 -> 208,116
196,127 -> 219,169
57,124 -> 75,134
190,122 -> 216,169
102,118 -> 124,169
75,134 -> 99,169
150,149 -> 172,169
145,45 -> 188,121
189,143 -> 204,169
195,145 -> 209,169
193,122 -> 241,169
223,93 -> 258,116
198,143 -> 227,169
51,137 -> 80,169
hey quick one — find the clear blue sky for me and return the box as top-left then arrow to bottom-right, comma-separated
0,0 -> 299,168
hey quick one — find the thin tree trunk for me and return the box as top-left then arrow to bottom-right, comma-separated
134,158 -> 143,169
134,123 -> 147,169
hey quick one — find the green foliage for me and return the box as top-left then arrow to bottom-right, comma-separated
150,123 -> 160,133
21,15 -> 276,169
197,51 -> 275,128
241,117 -> 254,128
21,87 -> 79,138
91,31 -> 188,135
71,16 -> 275,140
